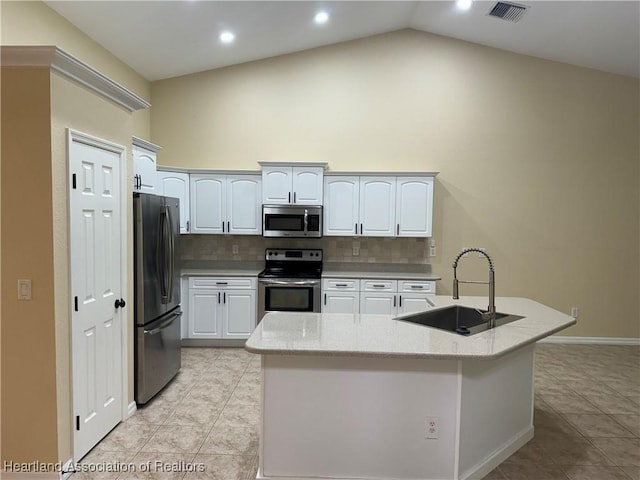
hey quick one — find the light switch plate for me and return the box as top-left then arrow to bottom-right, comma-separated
18,279 -> 32,300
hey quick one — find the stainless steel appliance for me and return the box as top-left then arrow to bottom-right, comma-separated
133,193 -> 182,404
258,248 -> 323,321
262,205 -> 322,238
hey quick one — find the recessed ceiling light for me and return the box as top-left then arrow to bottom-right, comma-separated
314,11 -> 330,24
219,31 -> 235,44
456,0 -> 473,10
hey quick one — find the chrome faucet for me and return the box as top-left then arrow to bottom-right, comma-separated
452,248 -> 497,328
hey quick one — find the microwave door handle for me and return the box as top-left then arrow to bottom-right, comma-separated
304,209 -> 308,232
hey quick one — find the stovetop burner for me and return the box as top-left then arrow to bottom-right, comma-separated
258,248 -> 323,279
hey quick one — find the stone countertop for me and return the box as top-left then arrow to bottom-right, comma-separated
245,296 -> 576,360
322,262 -> 441,281
181,260 -> 263,277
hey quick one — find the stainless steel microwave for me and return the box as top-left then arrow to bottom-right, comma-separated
262,205 -> 323,238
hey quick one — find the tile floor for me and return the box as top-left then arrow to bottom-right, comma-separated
77,344 -> 639,480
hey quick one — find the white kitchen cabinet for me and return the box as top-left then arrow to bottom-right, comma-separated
324,174 -> 435,238
359,177 -> 396,237
226,175 -> 262,235
186,277 -> 257,340
132,137 -> 160,193
189,289 -> 223,338
396,177 -> 434,237
323,176 -> 360,236
322,278 -> 360,314
323,278 -> 435,315
262,165 -> 323,205
190,174 -> 261,235
157,170 -> 190,233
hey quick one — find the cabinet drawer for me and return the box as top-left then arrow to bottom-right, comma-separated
360,279 -> 397,292
322,278 -> 359,291
189,277 -> 256,289
398,280 -> 436,295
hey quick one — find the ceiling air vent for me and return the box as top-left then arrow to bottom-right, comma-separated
487,1 -> 528,22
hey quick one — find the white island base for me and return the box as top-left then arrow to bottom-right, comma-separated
258,345 -> 534,480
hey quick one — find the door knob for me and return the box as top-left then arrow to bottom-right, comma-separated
115,298 -> 126,309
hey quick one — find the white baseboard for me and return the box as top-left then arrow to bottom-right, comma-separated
539,336 -> 640,345
127,401 -> 137,419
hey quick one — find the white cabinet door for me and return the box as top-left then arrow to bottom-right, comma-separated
227,175 -> 262,235
398,294 -> 433,315
223,290 -> 256,338
396,177 -> 434,237
360,292 -> 397,315
190,175 -> 225,234
359,177 -> 396,237
292,167 -> 323,205
157,171 -> 190,234
323,291 -> 360,314
262,166 -> 324,205
133,145 -> 157,193
189,289 -> 222,338
262,166 -> 292,204
323,176 -> 359,236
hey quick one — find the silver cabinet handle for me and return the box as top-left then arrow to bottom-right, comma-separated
372,284 -> 385,288
410,285 -> 424,289
335,283 -> 348,287
186,220 -> 190,232
355,223 -> 358,235
216,282 -> 228,285
393,295 -> 397,307
294,192 -> 297,203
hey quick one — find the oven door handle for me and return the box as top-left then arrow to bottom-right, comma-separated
259,279 -> 320,286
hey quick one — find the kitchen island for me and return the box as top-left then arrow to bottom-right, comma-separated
245,296 -> 575,480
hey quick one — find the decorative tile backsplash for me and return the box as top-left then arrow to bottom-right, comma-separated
179,235 -> 430,264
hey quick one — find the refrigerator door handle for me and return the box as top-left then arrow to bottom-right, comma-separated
166,204 -> 175,302
144,310 -> 181,335
157,209 -> 167,302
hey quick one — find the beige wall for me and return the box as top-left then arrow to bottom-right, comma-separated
152,29 -> 640,339
50,71 -> 136,463
1,0 -> 151,138
1,1 -> 150,464
1,67 -> 59,463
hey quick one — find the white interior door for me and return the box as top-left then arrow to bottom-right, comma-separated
69,130 -> 125,461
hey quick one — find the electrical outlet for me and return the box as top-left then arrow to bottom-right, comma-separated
426,416 -> 439,439
352,246 -> 360,256
232,244 -> 239,255
570,307 -> 578,318
429,245 -> 436,257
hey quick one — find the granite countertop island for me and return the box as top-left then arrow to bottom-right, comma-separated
245,296 -> 575,480
246,295 -> 575,360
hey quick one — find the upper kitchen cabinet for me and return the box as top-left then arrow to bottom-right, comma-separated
132,137 -> 160,193
324,173 -> 437,238
260,162 -> 326,205
324,176 -> 395,237
360,177 -> 396,237
190,173 -> 261,235
157,170 -> 190,234
395,177 -> 434,237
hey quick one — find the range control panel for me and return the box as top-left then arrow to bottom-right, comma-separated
264,249 -> 323,261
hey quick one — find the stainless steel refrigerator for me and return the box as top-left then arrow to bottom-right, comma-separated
133,193 -> 182,404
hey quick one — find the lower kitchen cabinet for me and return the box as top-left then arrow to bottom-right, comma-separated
322,277 -> 435,315
186,277 -> 257,340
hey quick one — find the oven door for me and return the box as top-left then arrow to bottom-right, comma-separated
258,278 -> 321,322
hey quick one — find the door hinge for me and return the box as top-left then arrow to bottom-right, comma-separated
74,296 -> 79,312
72,173 -> 77,189
75,415 -> 80,431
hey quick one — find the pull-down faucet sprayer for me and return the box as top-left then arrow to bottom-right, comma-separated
452,248 -> 496,328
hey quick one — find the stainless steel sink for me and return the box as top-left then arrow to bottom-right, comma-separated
394,305 -> 524,336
